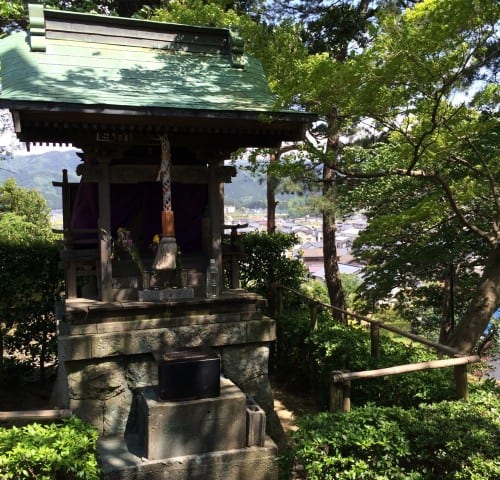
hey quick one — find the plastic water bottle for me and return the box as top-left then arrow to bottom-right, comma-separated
206,258 -> 219,298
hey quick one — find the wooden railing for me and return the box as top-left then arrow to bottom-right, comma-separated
270,284 -> 482,412
222,223 -> 247,289
0,409 -> 72,426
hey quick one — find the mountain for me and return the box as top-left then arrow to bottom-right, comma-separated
225,168 -> 267,208
0,150 -> 267,210
0,149 -> 81,209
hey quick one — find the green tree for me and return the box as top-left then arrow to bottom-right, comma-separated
0,177 -> 53,242
337,0 -> 499,352
257,1 -> 393,322
0,179 -> 59,378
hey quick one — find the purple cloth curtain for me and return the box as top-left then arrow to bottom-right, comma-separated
70,181 -> 207,253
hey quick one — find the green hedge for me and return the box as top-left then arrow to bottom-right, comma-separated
282,384 -> 500,480
272,305 -> 458,407
0,416 -> 101,480
0,241 -> 62,381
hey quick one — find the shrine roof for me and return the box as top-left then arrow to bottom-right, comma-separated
0,5 -> 283,113
0,4 -> 315,152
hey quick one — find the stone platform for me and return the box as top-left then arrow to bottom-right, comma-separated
98,378 -> 277,480
52,290 -> 284,478
52,290 -> 279,436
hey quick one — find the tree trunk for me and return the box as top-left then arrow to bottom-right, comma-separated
323,200 -> 346,323
439,263 -> 456,345
323,107 -> 346,323
448,243 -> 500,353
267,149 -> 279,234
0,328 -> 4,375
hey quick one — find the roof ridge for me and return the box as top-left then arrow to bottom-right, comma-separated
28,2 -> 244,67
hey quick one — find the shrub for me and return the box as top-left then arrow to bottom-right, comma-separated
0,416 -> 101,480
0,241 -> 62,382
239,231 -> 307,296
273,283 -> 332,388
273,306 -> 312,388
282,384 -> 500,480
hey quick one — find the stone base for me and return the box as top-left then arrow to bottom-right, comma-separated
138,378 -> 246,460
98,434 -> 278,480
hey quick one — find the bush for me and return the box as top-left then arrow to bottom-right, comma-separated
273,283 -> 332,389
0,416 -> 101,480
239,231 -> 307,296
0,241 -> 62,383
273,307 -> 312,388
282,384 -> 500,480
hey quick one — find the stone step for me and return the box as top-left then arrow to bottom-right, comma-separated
98,434 -> 278,480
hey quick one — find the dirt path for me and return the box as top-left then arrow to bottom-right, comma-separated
271,380 -> 319,438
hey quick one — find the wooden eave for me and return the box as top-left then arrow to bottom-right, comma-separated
7,100 -> 311,150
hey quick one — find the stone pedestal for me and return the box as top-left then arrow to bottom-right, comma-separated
138,377 -> 246,460
98,378 -> 277,480
53,290 -> 282,478
54,291 -> 277,437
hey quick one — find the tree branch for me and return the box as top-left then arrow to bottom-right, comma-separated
334,165 -> 494,244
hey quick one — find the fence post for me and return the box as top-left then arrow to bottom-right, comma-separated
454,363 -> 469,400
370,323 -> 380,360
268,282 -> 276,316
309,302 -> 319,330
330,371 -> 351,413
276,284 -> 283,317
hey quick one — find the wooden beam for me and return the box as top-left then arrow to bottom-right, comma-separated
76,164 -> 237,184
0,409 -> 72,422
208,163 -> 224,289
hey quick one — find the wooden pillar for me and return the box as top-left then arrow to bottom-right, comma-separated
61,169 -> 71,236
208,163 -> 224,289
96,155 -> 113,302
310,302 -> 319,330
60,169 -> 78,298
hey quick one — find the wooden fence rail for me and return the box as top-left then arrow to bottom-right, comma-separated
0,409 -> 72,424
276,285 -> 464,356
330,355 -> 480,412
272,284 -> 482,413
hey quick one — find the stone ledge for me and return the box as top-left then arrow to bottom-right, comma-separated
62,311 -> 263,336
59,318 -> 276,361
98,435 -> 278,480
64,290 -> 267,325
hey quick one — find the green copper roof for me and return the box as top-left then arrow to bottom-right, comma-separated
0,5 -> 280,114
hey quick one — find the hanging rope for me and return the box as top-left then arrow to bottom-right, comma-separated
152,134 -> 177,270
157,134 -> 172,212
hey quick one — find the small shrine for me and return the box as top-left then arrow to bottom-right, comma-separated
0,4 -> 313,479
